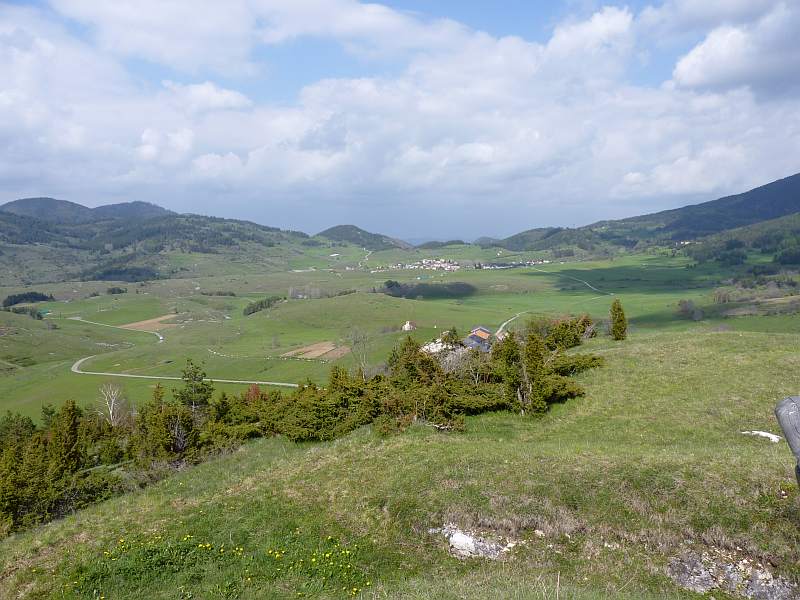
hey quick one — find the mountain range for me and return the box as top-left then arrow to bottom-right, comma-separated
2,171 -> 799,284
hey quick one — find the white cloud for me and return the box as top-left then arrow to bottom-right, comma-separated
135,127 -> 193,164
2,2 -> 800,237
48,0 -> 256,73
640,0 -> 777,34
614,143 -> 749,197
672,3 -> 800,95
162,81 -> 252,114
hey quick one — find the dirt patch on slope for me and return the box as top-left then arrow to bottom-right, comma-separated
321,346 -> 351,360
120,314 -> 179,331
282,341 -> 349,360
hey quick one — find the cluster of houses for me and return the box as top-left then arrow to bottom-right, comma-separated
414,324 -> 500,355
390,258 -> 462,272
365,257 -> 559,274
464,325 -> 493,352
477,258 -> 552,270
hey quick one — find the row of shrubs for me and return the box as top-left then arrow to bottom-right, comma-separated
1,306 -> 43,320
0,313 -> 611,535
243,295 -> 284,316
2,291 -> 53,308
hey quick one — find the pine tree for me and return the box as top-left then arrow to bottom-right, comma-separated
18,434 -> 50,525
135,384 -> 172,461
521,332 -> 548,414
48,400 -> 82,480
491,334 -> 523,409
389,336 -> 441,384
610,298 -> 627,341
173,360 -> 214,410
327,365 -> 350,393
0,445 -> 20,532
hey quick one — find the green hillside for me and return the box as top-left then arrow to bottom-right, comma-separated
317,224 -> 412,251
496,172 -> 800,252
1,327 -> 797,598
0,197 -> 96,223
0,198 -> 173,223
0,200 -> 365,284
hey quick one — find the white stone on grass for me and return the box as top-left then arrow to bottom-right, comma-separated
741,430 -> 782,443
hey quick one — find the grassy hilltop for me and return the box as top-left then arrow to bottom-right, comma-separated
1,249 -> 800,598
0,326 -> 798,598
2,180 -> 800,598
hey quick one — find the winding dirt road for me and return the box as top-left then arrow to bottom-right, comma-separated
66,317 -> 299,388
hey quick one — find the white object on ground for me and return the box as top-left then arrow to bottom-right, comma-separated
741,430 -> 782,443
429,523 -> 519,560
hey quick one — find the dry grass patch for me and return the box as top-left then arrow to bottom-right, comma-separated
119,314 -> 179,331
281,341 -> 350,359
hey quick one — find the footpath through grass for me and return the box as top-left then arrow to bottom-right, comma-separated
1,327 -> 798,598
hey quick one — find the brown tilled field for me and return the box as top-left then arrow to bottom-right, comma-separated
120,315 -> 179,331
281,341 -> 350,360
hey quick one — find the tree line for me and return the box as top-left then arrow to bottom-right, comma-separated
2,292 -> 53,308
0,302 -> 628,536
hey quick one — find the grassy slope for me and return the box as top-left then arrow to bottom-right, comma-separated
1,327 -> 798,598
2,253 -> 793,419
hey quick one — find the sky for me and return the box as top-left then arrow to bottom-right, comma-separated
1,1 -> 799,240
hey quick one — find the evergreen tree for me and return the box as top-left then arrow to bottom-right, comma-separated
173,360 -> 214,410
388,336 -> 441,385
48,400 -> 82,479
0,445 -> 20,532
441,327 -> 461,345
610,298 -> 627,341
135,384 -> 173,461
492,334 -> 522,407
18,434 -> 50,526
209,391 -> 231,423
0,411 -> 36,449
327,365 -> 350,393
40,404 -> 56,428
521,333 -> 548,414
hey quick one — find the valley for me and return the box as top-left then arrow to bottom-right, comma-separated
1,182 -> 800,599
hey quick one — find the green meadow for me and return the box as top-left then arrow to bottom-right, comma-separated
2,252 -> 794,419
2,250 -> 800,597
1,326 -> 798,598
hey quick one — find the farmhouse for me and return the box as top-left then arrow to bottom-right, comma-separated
464,326 -> 492,353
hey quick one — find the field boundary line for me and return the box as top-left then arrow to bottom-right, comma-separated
65,317 -> 165,342
529,266 -> 614,296
64,317 -> 300,388
71,356 -> 299,388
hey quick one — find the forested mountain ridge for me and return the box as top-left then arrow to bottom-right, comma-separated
0,199 -> 326,284
317,224 -> 412,251
3,171 -> 800,284
0,197 -> 172,223
494,172 -> 800,252
592,172 -> 800,240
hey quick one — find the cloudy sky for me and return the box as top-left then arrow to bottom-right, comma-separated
2,1 -> 799,240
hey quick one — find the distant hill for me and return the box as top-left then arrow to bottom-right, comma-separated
593,171 -> 800,241
415,239 -> 467,249
317,224 -> 412,251
90,201 -> 173,221
0,198 -> 173,223
0,198 -> 322,284
0,197 -> 96,223
494,172 -> 800,251
495,227 -> 564,251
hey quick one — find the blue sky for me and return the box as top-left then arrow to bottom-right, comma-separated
1,0 -> 799,239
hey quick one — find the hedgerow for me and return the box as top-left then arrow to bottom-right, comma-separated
0,333 -> 602,535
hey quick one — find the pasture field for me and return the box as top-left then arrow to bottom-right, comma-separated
1,251 -> 797,421
1,326 -> 798,598
2,249 -> 800,598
